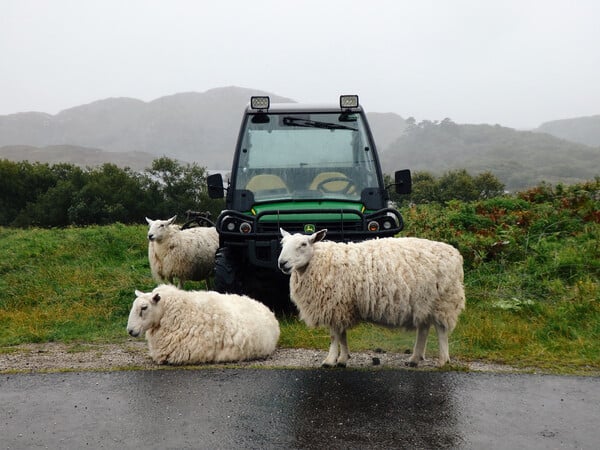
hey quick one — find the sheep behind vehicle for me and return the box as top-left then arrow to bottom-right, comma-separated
146,215 -> 219,289
277,228 -> 466,368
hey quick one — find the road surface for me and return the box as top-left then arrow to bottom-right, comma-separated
2,368 -> 599,449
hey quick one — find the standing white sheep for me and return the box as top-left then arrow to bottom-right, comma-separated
127,284 -> 280,364
278,229 -> 465,368
146,216 -> 219,289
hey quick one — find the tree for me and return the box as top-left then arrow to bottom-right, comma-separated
67,164 -> 150,225
474,171 -> 505,199
146,157 -> 221,219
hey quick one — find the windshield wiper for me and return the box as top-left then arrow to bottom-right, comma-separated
282,117 -> 357,131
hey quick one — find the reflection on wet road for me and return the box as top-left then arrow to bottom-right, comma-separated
2,369 -> 599,448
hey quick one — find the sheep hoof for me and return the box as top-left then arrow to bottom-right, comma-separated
406,361 -> 419,367
336,362 -> 347,368
321,362 -> 335,368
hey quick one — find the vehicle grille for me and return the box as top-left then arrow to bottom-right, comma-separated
257,221 -> 363,233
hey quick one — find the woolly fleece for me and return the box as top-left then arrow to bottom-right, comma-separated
146,216 -> 219,288
278,230 -> 465,367
127,285 -> 280,365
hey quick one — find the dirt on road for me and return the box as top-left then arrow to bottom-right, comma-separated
0,340 -> 532,374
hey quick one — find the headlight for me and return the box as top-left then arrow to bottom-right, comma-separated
251,96 -> 270,110
239,222 -> 252,233
340,95 -> 359,109
222,216 -> 252,234
368,220 -> 380,232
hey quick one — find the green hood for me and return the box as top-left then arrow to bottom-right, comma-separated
249,200 -> 366,222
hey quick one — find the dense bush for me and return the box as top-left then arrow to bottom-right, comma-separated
0,157 -> 225,227
386,169 -> 505,205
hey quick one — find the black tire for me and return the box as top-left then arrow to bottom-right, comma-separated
214,247 -> 244,295
244,266 -> 293,314
214,246 -> 294,314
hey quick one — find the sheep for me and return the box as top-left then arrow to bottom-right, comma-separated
146,215 -> 219,289
277,228 -> 465,368
127,284 -> 280,364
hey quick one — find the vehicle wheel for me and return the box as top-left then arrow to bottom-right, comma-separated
243,266 -> 294,314
214,247 -> 244,294
214,247 -> 295,314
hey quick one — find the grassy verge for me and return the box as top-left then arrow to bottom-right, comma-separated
1,183 -> 599,374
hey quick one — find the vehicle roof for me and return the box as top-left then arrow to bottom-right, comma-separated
245,102 -> 364,114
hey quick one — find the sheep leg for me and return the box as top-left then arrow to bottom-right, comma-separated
435,323 -> 450,367
408,324 -> 430,367
322,329 -> 343,367
336,329 -> 349,367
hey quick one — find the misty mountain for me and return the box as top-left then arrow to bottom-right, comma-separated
535,115 -> 600,147
0,87 -> 294,169
1,86 -> 598,191
380,119 -> 600,191
366,112 -> 407,150
0,145 -> 158,171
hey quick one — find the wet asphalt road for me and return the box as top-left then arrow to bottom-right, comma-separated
1,369 -> 599,449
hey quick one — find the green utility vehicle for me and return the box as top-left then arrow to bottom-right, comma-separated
207,95 -> 411,309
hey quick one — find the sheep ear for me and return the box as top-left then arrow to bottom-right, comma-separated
167,215 -> 177,225
145,217 -> 153,224
280,228 -> 290,238
312,229 -> 327,243
135,289 -> 144,297
152,293 -> 161,303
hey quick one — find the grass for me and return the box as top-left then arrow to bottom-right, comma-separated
1,183 -> 599,375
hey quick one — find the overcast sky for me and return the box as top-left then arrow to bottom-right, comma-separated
2,0 -> 599,129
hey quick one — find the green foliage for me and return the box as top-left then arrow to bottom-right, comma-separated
0,180 -> 598,374
387,169 -> 505,205
380,118 -> 600,191
0,157 -> 225,227
397,180 -> 599,372
0,224 -> 153,345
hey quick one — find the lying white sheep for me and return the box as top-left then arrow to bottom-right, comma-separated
127,284 -> 280,364
146,215 -> 219,289
278,229 -> 465,368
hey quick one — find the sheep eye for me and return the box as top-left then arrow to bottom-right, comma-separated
300,242 -> 307,248
140,305 -> 148,316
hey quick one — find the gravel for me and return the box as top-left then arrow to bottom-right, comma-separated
0,340 -> 526,374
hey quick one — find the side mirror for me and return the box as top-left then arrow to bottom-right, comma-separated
207,173 -> 225,199
394,169 -> 412,195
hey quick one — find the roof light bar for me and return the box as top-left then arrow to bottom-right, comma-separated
251,96 -> 270,111
340,95 -> 359,109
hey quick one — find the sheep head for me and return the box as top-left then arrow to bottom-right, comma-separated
278,228 -> 327,275
146,216 -> 177,242
127,289 -> 164,337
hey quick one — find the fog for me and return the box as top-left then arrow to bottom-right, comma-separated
2,0 -> 599,128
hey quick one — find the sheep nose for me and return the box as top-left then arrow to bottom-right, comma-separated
278,260 -> 289,273
148,234 -> 154,241
128,329 -> 138,337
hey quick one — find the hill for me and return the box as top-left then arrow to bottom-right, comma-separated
0,144 -> 158,171
536,115 -> 600,147
380,119 -> 600,191
0,87 -> 294,169
1,87 -> 598,189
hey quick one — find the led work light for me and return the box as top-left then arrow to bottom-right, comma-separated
340,95 -> 359,109
250,96 -> 270,110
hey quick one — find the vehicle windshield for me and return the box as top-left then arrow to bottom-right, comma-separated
234,112 -> 380,203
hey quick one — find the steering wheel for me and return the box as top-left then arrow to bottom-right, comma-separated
316,176 -> 357,195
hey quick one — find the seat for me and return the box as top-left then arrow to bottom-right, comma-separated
245,174 -> 289,193
309,172 -> 356,194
